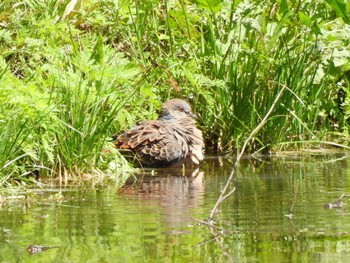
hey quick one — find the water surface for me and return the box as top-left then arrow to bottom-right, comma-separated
1,153 -> 350,262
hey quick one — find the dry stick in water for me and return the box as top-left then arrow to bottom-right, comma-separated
208,85 -> 287,223
285,179 -> 299,218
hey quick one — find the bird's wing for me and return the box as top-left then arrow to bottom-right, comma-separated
140,134 -> 186,163
114,120 -> 169,149
114,120 -> 187,164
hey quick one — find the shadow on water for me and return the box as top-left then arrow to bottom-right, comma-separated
1,153 -> 350,262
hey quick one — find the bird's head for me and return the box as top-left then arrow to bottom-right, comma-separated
158,99 -> 197,121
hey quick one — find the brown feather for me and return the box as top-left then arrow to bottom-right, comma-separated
113,99 -> 204,167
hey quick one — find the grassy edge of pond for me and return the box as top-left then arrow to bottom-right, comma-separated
1,0 -> 350,185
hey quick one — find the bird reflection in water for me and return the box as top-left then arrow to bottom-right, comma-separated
119,167 -> 205,227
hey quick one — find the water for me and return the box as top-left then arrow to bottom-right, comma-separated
1,153 -> 350,262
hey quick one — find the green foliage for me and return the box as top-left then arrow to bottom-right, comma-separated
0,110 -> 34,186
325,0 -> 350,24
1,0 -> 350,184
0,1 -> 140,181
141,0 -> 350,152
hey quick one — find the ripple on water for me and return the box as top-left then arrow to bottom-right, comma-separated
1,154 -> 350,262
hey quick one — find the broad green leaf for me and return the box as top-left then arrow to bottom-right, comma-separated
194,0 -> 222,13
325,0 -> 350,24
298,12 -> 311,26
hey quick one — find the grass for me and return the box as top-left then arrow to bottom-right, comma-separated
0,110 -> 33,186
0,0 -> 350,184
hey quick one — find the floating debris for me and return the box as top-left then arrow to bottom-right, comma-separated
27,245 -> 60,255
323,193 -> 346,209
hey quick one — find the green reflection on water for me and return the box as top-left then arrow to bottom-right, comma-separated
1,153 -> 350,262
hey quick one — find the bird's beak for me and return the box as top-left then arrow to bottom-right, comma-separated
189,112 -> 198,119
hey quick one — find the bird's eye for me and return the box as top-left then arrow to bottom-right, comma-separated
178,107 -> 184,112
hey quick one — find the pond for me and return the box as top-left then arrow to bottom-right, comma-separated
1,153 -> 350,262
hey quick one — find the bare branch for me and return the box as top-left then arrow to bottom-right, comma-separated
285,179 -> 299,218
208,85 -> 287,222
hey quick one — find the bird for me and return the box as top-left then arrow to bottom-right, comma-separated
112,99 -> 204,168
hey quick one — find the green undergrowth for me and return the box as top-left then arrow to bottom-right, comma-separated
1,0 -> 350,184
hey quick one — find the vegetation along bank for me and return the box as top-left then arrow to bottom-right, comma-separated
1,0 -> 350,185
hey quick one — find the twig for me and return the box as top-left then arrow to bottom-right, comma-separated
337,193 -> 345,201
208,85 -> 287,222
289,179 -> 299,214
221,187 -> 236,202
194,218 -> 225,231
192,234 -> 222,247
285,179 -> 299,218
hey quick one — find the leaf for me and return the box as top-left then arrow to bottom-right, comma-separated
298,12 -> 311,26
332,49 -> 350,67
91,34 -> 104,65
325,0 -> 350,24
279,0 -> 289,14
159,34 -> 170,40
61,0 -> 81,21
194,0 -> 222,14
